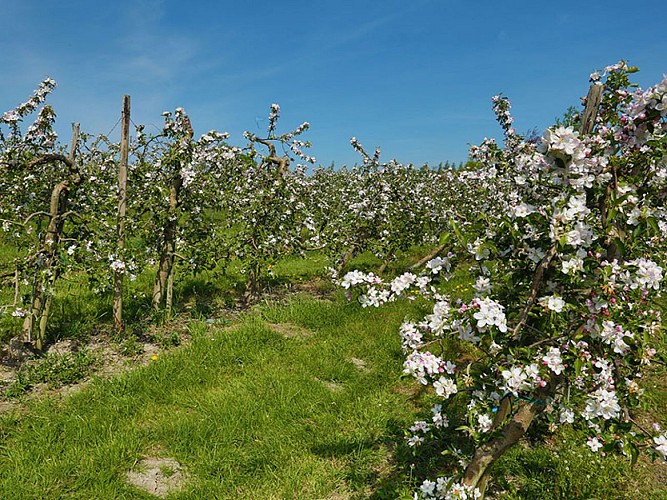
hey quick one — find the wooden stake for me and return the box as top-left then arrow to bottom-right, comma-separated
113,95 -> 130,333
581,83 -> 604,135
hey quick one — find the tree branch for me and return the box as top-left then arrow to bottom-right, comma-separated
511,243 -> 558,339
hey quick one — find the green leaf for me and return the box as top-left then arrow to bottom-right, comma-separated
607,207 -> 617,222
647,216 -> 659,234
629,441 -> 640,466
450,219 -> 465,245
439,232 -> 451,246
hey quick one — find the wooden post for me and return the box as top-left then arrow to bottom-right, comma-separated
581,82 -> 604,135
113,95 -> 130,333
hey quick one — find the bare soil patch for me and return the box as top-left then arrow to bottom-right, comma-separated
350,357 -> 369,373
126,456 -> 187,497
267,322 -> 314,339
316,378 -> 344,392
0,323 -> 192,413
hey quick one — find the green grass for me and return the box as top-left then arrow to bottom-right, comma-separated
0,247 -> 665,499
490,434 -> 636,499
0,295 -> 429,498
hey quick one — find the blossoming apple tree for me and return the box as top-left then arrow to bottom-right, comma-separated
341,62 -> 667,498
0,79 -> 83,351
226,104 -> 316,302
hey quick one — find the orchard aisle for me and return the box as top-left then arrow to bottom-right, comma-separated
0,294 -> 428,498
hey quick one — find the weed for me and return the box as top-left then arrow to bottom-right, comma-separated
2,348 -> 97,399
152,330 -> 181,349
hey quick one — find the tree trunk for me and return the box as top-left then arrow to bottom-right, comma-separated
22,180 -> 72,349
152,229 -> 177,310
13,268 -> 19,307
462,383 -> 555,496
152,177 -> 182,310
243,263 -> 261,306
18,125 -> 79,351
336,244 -> 357,275
165,262 -> 175,320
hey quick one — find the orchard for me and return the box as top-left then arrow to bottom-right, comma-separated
1,62 -> 665,498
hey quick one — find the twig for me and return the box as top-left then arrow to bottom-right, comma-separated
511,243 -> 558,339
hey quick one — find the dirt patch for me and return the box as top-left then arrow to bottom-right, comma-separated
316,378 -> 344,392
0,400 -> 18,414
0,364 -> 15,384
46,339 -> 78,356
126,456 -> 187,497
267,322 -> 313,339
0,329 -> 189,414
350,357 -> 369,373
292,278 -> 335,300
318,491 -> 352,499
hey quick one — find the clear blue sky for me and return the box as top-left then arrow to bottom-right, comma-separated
1,0 -> 665,167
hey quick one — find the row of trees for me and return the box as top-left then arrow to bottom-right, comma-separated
0,83 -> 470,351
2,61 -> 665,498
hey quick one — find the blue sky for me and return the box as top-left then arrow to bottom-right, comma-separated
1,0 -> 665,167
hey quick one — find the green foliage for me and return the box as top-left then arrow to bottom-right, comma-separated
554,105 -> 580,130
490,434 -> 641,499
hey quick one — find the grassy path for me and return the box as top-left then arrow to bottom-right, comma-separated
0,295 -> 426,498
1,288 -> 665,499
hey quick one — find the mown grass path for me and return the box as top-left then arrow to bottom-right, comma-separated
1,288 -> 665,499
0,295 -> 427,498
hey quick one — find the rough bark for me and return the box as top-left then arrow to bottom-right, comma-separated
462,383 -> 555,496
113,95 -> 131,332
580,83 -> 604,135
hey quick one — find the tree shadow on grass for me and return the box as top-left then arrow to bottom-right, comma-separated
308,417 -> 468,498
